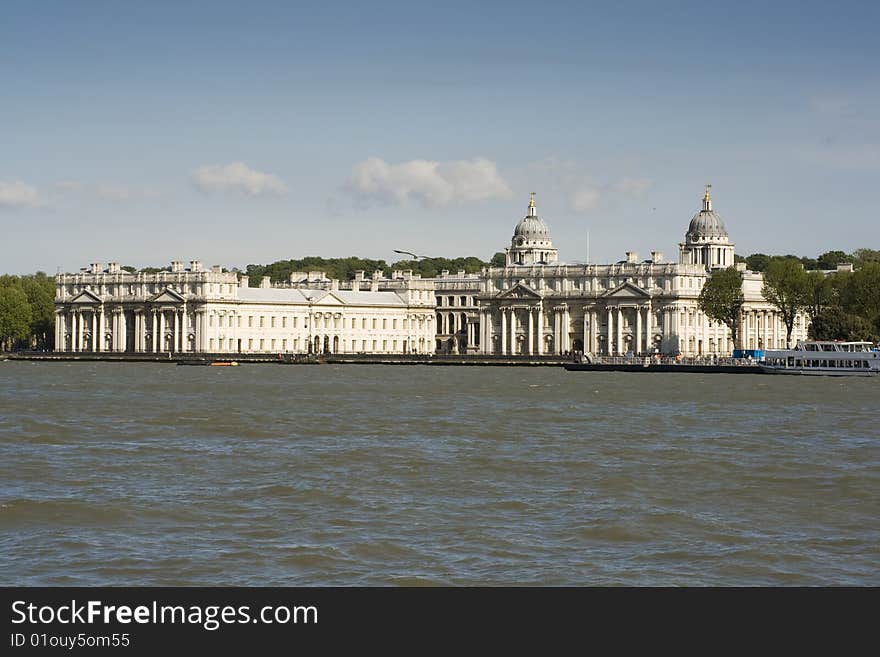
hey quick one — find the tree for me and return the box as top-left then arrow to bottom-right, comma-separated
745,253 -> 771,272
0,286 -> 32,351
490,252 -> 506,268
851,248 -> 880,268
19,272 -> 55,349
698,267 -> 744,350
816,250 -> 849,270
809,307 -> 876,342
762,258 -> 808,347
841,262 -> 880,333
803,270 -> 833,322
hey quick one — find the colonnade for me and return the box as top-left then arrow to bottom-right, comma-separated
56,304 -> 197,353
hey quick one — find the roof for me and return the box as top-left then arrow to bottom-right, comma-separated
237,287 -> 407,306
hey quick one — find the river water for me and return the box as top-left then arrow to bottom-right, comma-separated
1,361 -> 877,585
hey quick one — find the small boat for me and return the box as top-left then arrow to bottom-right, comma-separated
210,361 -> 239,366
761,341 -> 880,376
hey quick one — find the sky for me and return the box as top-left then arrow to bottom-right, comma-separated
1,0 -> 878,274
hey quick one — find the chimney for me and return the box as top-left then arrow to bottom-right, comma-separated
836,263 -> 854,273
107,262 -> 120,274
330,279 -> 339,291
651,251 -> 664,263
90,263 -> 102,274
171,260 -> 184,272
626,251 -> 638,264
441,269 -> 450,276
260,276 -> 271,288
190,260 -> 202,272
211,265 -> 222,273
239,275 -> 250,288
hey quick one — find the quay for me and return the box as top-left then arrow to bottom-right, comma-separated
4,351 -> 763,372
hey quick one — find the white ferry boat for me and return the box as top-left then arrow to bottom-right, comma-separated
761,341 -> 880,377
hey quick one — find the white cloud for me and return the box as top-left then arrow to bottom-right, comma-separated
95,184 -> 163,202
191,162 -> 288,197
347,157 -> 512,208
611,178 -> 654,197
0,180 -> 45,209
570,187 -> 601,212
55,180 -> 85,191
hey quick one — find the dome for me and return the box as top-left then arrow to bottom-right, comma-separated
513,193 -> 552,242
686,186 -> 728,242
514,215 -> 551,240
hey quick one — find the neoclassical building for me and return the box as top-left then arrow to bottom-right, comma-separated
54,264 -> 436,355
54,186 -> 808,357
473,187 -> 808,356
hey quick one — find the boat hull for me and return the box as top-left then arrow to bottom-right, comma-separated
759,366 -> 878,377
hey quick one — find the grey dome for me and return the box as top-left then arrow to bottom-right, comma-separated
514,215 -> 551,240
687,209 -> 728,240
686,187 -> 728,242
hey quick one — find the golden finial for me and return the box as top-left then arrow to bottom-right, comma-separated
529,192 -> 536,208
704,184 -> 712,201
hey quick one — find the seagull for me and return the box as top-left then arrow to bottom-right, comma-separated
393,249 -> 432,260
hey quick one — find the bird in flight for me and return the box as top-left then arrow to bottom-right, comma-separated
393,249 -> 432,260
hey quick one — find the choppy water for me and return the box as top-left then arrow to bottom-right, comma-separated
1,361 -> 878,585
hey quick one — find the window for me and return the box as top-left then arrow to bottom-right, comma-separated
293,317 -> 298,328
260,339 -> 265,350
362,318 -> 367,329
237,316 -> 242,328
260,316 -> 264,327
351,340 -> 356,351
209,338 -> 214,350
248,316 -> 253,327
248,339 -> 253,350
448,296 -> 454,306
271,339 -> 276,349
393,318 -> 397,329
209,315 -> 214,327
282,317 -> 286,328
382,340 -> 387,351
460,296 -> 467,307
437,297 -> 442,307
383,318 -> 387,329
271,316 -> 275,328
372,318 -> 377,329
228,338 -> 233,350
282,339 -> 287,350
393,340 -> 397,351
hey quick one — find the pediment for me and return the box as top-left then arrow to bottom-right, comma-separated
600,282 -> 650,299
149,288 -> 186,303
496,281 -> 542,300
313,292 -> 343,305
69,289 -> 103,304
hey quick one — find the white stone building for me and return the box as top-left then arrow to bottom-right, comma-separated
54,263 -> 435,355
474,187 -> 809,356
53,186 -> 809,357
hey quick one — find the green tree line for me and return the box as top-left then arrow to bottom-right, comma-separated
245,254 -> 505,286
0,273 -> 55,351
735,248 -> 880,273
700,257 -> 880,347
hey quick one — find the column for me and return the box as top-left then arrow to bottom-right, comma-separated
151,310 -> 158,353
181,307 -> 188,353
509,308 -> 517,355
616,307 -> 623,356
96,308 -> 104,352
527,308 -> 534,355
562,306 -> 570,353
536,304 -> 544,355
500,307 -> 507,355
119,308 -> 128,351
90,311 -> 97,352
773,311 -> 779,349
644,302 -> 652,353
582,309 -> 588,354
77,310 -> 84,352
635,307 -> 642,356
173,310 -> 180,353
55,312 -> 63,351
607,307 -> 613,355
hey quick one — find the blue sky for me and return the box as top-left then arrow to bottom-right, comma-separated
2,0 -> 878,273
